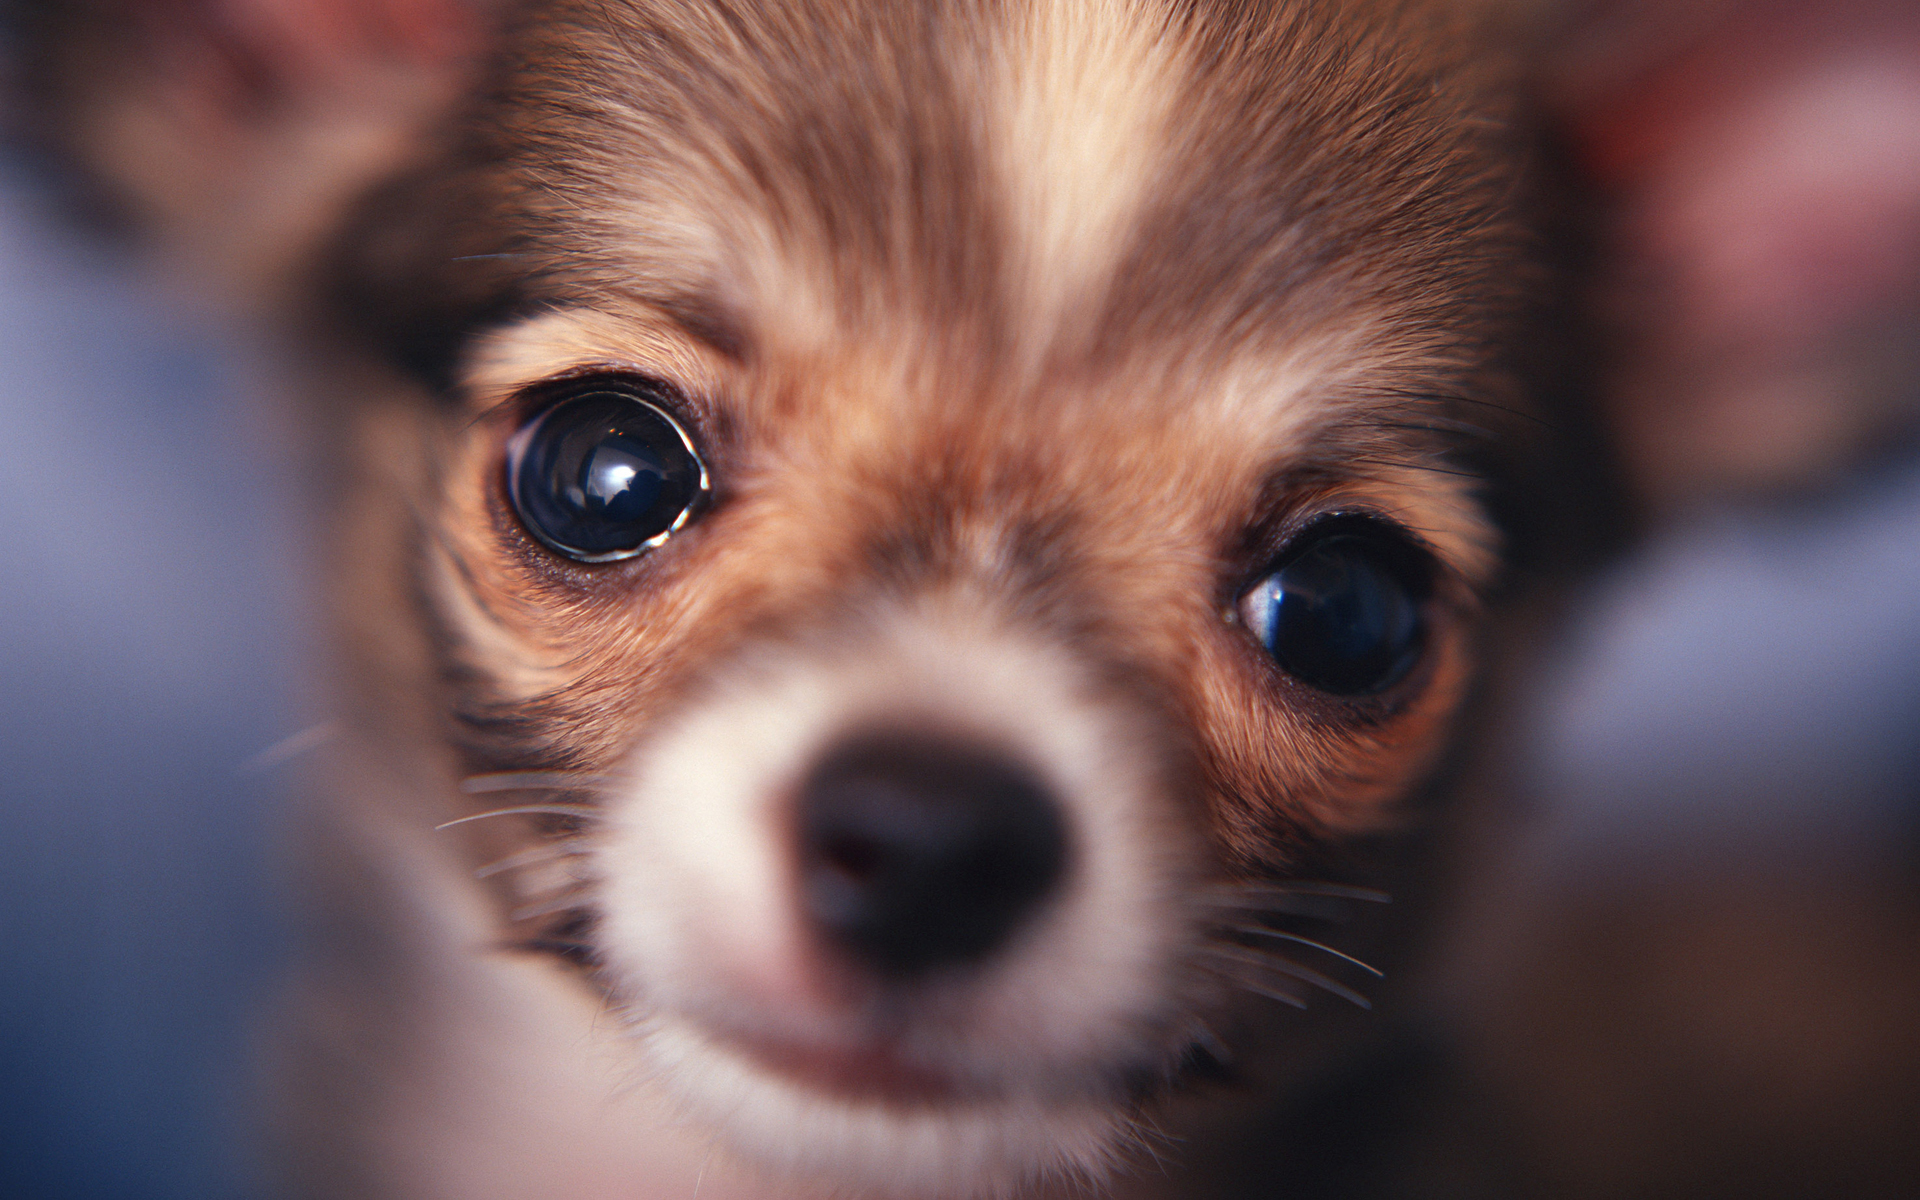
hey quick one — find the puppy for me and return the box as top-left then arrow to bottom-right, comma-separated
259,1 -> 1585,1196
23,0 -> 1920,1194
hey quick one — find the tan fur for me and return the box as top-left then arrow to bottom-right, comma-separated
992,0 -> 1191,350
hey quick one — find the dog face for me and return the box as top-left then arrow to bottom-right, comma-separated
329,0 -> 1541,1192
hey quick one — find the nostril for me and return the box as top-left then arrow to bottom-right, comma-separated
795,732 -> 1069,979
819,832 -> 885,883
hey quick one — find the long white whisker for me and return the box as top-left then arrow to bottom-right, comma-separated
236,721 -> 341,776
511,892 -> 592,922
1185,1017 -> 1232,1064
1205,944 -> 1373,1009
1198,882 -> 1393,908
1224,925 -> 1384,977
436,805 -> 598,830
475,841 -> 590,880
1236,981 -> 1311,1009
1197,958 -> 1310,1009
1129,1109 -> 1173,1172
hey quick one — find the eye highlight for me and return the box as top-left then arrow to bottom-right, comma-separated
507,386 -> 709,562
1238,519 -> 1432,696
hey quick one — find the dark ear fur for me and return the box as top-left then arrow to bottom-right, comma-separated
320,141 -> 531,394
1,0 -> 498,307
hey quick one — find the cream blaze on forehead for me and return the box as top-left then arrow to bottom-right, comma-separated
992,0 -> 1191,342
506,0 -> 1206,374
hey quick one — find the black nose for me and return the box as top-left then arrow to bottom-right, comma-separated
795,733 -> 1069,978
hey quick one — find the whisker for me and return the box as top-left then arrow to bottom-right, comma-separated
1207,894 -> 1345,921
1130,1110 -> 1174,1172
497,937 -> 599,964
1353,417 -> 1496,442
1347,454 -> 1483,480
236,721 -> 339,776
1197,881 -> 1392,914
1205,944 -> 1373,1009
1375,386 -> 1562,434
435,805 -> 598,830
1225,925 -> 1384,977
510,892 -> 591,922
538,181 -> 593,216
1186,1017 -> 1232,1064
1236,981 -> 1311,1009
475,841 -> 590,880
461,771 -> 621,794
1196,958 -> 1310,1009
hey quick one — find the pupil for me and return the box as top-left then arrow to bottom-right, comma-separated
1246,530 -> 1426,695
510,391 -> 704,561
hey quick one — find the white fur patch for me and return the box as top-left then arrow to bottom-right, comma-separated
992,0 -> 1188,347
594,592 -> 1201,1194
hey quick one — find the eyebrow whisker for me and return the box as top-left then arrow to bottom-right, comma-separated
436,804 -> 598,830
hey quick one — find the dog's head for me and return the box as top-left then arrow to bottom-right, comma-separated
311,0 -> 1561,1192
258,0 -> 1581,1193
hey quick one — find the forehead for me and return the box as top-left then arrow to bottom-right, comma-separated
448,0 -> 1521,573
477,0 -> 1521,372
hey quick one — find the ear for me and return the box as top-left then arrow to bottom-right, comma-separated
1540,0 -> 1920,512
10,0 -> 497,307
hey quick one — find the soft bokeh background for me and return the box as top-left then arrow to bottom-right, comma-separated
1,1 -> 1915,1197
0,155 -> 300,1198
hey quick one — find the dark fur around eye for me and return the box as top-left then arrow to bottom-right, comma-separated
506,386 -> 709,563
1238,518 -> 1434,696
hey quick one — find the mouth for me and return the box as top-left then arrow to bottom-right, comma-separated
628,1004 -> 1145,1197
730,1027 -> 970,1105
693,972 -> 1230,1111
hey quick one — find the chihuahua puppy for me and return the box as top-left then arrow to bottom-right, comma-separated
261,0 -> 1580,1196
23,0 -> 1920,1195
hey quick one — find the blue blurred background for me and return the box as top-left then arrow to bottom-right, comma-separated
0,153 -> 298,1200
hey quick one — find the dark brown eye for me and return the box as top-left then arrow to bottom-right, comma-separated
507,387 -> 708,562
1239,520 -> 1432,695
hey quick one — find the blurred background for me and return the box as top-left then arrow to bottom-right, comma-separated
0,98 -> 298,1200
0,0 -> 1915,1197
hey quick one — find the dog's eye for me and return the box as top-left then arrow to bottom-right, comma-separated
507,388 -> 708,562
1239,521 -> 1431,695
